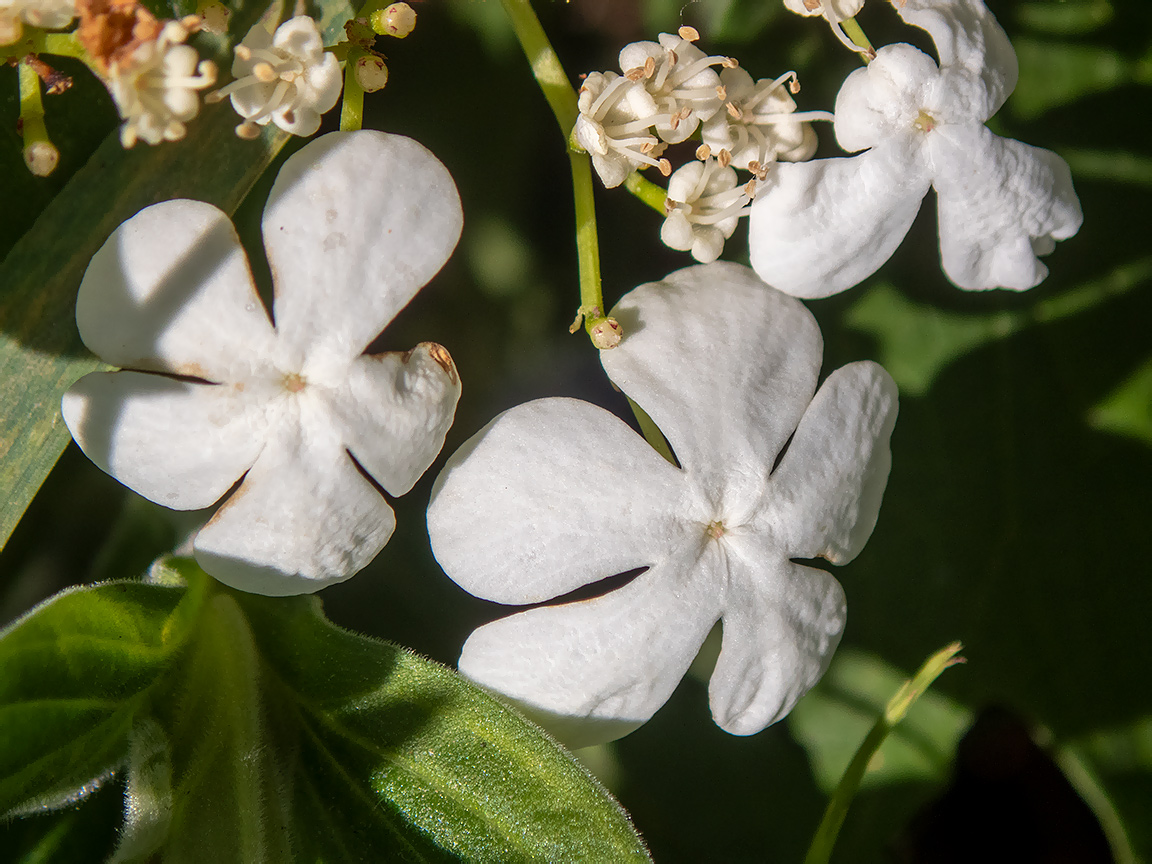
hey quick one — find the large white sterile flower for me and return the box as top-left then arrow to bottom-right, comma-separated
427,263 -> 898,748
207,16 -> 341,139
62,131 -> 463,596
749,0 -> 1083,298
782,0 -> 867,54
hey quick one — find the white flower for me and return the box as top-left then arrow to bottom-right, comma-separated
62,131 -> 463,596
749,0 -> 1083,298
574,70 -> 669,189
427,263 -> 898,748
207,16 -> 342,139
661,158 -> 753,263
0,0 -> 76,44
617,31 -> 727,144
701,67 -> 825,171
782,0 -> 867,54
106,20 -> 216,148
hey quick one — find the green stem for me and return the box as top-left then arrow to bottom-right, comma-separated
569,152 -> 604,330
500,0 -> 578,134
340,52 -> 365,131
840,17 -> 875,63
624,171 -> 667,215
803,642 -> 965,864
1,30 -> 85,61
501,0 -> 606,338
18,60 -> 58,176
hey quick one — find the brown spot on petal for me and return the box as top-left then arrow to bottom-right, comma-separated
413,341 -> 458,386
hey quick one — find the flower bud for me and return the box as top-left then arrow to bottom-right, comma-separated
372,2 -> 416,38
24,141 -> 59,177
590,317 -> 623,350
355,55 -> 389,93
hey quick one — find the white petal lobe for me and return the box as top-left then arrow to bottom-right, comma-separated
763,362 -> 898,564
931,125 -> 1083,291
460,557 -> 724,750
77,200 -> 277,380
264,131 -> 463,366
710,558 -> 846,735
61,372 -> 267,510
748,144 -> 931,298
428,398 -> 686,605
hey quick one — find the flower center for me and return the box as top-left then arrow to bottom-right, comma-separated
705,520 -> 726,540
282,372 -> 307,393
913,109 -> 937,133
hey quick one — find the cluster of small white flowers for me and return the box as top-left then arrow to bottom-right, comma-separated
0,0 -> 76,45
206,16 -> 341,139
106,19 -> 217,148
577,26 -> 831,263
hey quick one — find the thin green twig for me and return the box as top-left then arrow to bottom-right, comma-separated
803,642 -> 966,864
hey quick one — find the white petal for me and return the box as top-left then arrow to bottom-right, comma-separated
748,141 -> 932,298
459,556 -> 724,749
709,555 -> 846,735
760,362 -> 898,564
323,343 -> 461,497
603,263 -> 821,512
61,372 -> 267,510
931,124 -> 1083,291
893,0 -> 1018,121
193,402 -> 396,596
263,131 -> 463,366
833,44 -> 944,153
428,397 -> 687,604
77,200 -> 277,380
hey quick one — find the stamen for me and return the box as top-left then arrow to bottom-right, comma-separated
695,143 -> 711,160
677,25 -> 700,42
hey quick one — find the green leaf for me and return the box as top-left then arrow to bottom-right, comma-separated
0,579 -> 205,815
1088,356 -> 1152,446
789,648 -> 972,795
1016,0 -> 1114,35
1010,39 -> 1134,119
230,580 -> 651,863
2,776 -> 124,864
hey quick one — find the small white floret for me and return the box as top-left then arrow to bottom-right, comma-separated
207,16 -> 342,138
106,20 -> 216,148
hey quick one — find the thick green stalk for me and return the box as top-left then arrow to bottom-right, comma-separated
18,60 -> 58,176
500,0 -> 605,335
803,642 -> 965,864
340,54 -> 365,131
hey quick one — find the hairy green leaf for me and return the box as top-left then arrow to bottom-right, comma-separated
0,580 -> 205,815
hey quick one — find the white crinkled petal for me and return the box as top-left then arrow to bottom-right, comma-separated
603,263 -> 822,512
709,554 -> 846,735
760,362 -> 898,564
263,131 -> 463,368
76,200 -> 277,380
193,399 -> 396,596
428,397 -> 688,605
459,555 -> 725,749
271,15 -> 326,62
748,141 -> 932,298
893,0 -> 1018,121
322,343 -> 461,497
930,124 -> 1082,290
833,44 -> 945,153
61,372 -> 268,511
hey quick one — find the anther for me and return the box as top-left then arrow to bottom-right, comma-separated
677,25 -> 700,42
718,149 -> 732,168
696,143 -> 711,160
657,158 -> 672,177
